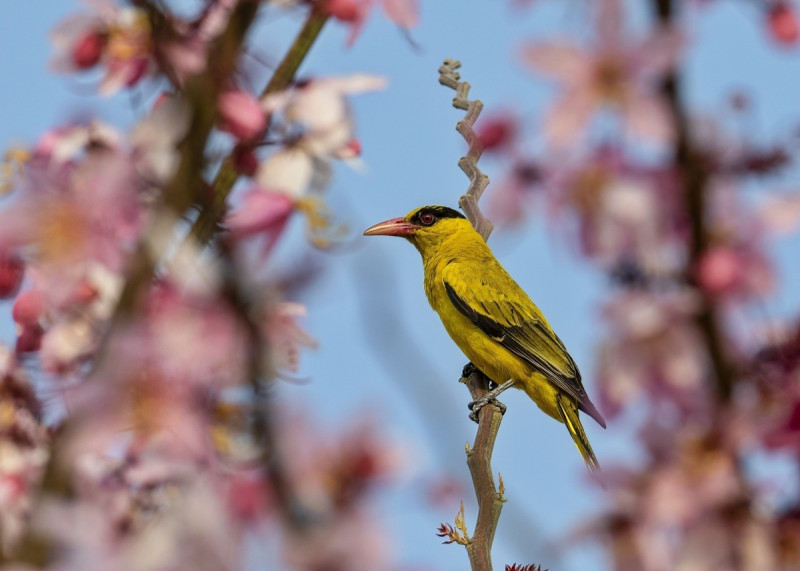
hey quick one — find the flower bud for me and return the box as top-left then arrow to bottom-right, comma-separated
218,91 -> 267,142
73,31 -> 107,69
0,252 -> 24,299
768,2 -> 799,45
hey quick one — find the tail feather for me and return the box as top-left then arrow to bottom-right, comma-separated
556,393 -> 600,474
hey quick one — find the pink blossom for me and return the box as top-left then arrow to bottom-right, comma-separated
254,146 -> 316,198
217,90 -> 267,142
758,192 -> 800,235
0,251 -> 24,299
521,0 -> 682,148
259,75 -> 385,199
141,283 -> 248,388
262,74 -> 386,159
767,1 -> 800,45
0,347 -> 48,551
545,148 -> 682,273
324,0 -> 419,46
273,413 -> 398,570
12,290 -> 43,328
226,187 -> 294,256
51,2 -> 153,95
160,0 -> 239,80
696,245 -> 773,299
474,112 -> 517,153
131,94 -> 191,184
596,290 -> 705,418
763,399 -> 800,452
72,30 -> 107,69
15,325 -> 43,354
226,472 -> 272,523
263,302 -> 317,375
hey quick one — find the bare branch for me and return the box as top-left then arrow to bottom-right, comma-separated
461,369 -> 506,571
650,0 -> 736,401
438,59 -> 493,241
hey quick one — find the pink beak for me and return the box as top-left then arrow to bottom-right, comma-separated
363,217 -> 418,237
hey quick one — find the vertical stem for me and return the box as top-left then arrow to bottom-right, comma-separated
464,371 -> 506,571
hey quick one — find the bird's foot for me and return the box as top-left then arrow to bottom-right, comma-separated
467,379 -> 515,423
461,362 -> 498,389
461,362 -> 478,379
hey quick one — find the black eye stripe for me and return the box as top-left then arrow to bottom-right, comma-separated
412,206 -> 465,226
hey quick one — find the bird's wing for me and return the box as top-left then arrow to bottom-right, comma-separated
442,261 -> 606,428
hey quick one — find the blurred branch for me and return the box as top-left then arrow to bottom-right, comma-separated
651,0 -> 736,401
462,369 -> 506,571
215,240 -> 307,531
438,59 -> 493,241
191,5 -> 330,246
8,2 -> 262,565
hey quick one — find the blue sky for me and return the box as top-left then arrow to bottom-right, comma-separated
2,1 -> 800,570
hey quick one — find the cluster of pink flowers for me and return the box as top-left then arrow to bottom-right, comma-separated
481,0 -> 800,568
0,1 -> 400,569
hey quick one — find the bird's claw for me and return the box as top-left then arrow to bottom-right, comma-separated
468,394 -> 507,423
461,362 -> 498,390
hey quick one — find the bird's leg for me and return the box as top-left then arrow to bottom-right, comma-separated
462,362 -> 498,389
468,379 -> 515,423
461,362 -> 478,379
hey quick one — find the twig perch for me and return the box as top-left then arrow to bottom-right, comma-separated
438,59 -> 493,241
438,58 -> 504,571
462,369 -> 507,571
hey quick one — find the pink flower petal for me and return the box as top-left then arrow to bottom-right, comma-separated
323,0 -> 372,46
621,92 -> 674,144
264,302 -> 317,374
759,193 -> 800,234
255,147 -> 314,198
383,0 -> 419,29
768,2 -> 800,46
218,90 -> 267,141
520,41 -> 591,83
12,290 -> 43,327
226,188 -> 294,240
543,89 -> 596,148
632,27 -> 685,77
696,246 -> 741,296
596,0 -> 624,51
0,252 -> 25,299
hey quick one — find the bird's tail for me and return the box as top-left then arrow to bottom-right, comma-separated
556,393 -> 600,473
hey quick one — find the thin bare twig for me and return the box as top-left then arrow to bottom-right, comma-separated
438,59 -> 493,241
462,370 -> 507,571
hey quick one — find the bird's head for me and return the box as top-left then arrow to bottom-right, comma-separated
363,205 -> 474,258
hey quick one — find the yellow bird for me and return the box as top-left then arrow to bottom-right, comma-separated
364,205 -> 606,472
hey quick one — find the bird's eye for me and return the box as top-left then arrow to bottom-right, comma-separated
419,212 -> 436,226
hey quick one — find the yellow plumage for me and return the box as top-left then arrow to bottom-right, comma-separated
364,205 -> 606,472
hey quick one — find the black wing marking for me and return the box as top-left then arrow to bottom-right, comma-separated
444,280 -> 606,428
